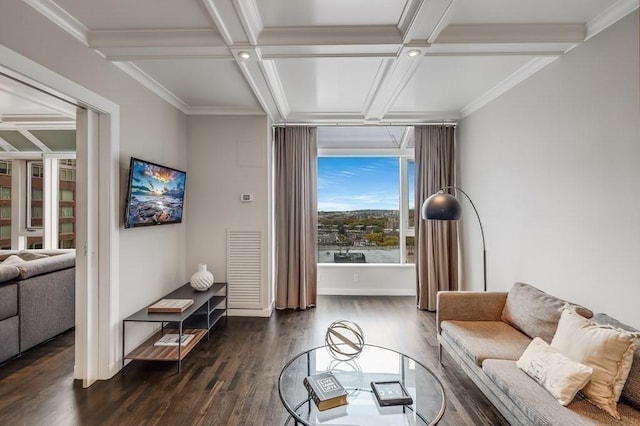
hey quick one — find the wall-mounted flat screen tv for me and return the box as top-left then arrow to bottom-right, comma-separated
124,157 -> 186,228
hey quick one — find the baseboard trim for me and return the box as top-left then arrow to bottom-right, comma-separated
318,288 -> 416,296
227,308 -> 272,317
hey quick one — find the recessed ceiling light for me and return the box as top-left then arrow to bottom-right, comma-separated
407,49 -> 421,57
238,51 -> 251,59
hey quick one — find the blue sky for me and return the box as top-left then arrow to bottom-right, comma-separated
318,157 -> 409,211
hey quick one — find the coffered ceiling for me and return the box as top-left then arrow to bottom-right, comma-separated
14,0 -> 640,125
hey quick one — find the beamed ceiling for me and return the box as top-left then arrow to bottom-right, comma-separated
2,0 -> 638,131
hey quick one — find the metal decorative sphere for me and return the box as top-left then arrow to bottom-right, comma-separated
325,320 -> 365,361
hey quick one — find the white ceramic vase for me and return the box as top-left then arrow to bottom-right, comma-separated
190,264 -> 214,291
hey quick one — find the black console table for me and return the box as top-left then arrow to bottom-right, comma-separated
122,282 -> 227,373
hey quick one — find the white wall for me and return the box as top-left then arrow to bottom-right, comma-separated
318,264 -> 415,295
0,2 -> 188,347
186,115 -> 272,315
457,12 -> 640,328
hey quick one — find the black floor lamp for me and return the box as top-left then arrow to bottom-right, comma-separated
421,186 -> 487,292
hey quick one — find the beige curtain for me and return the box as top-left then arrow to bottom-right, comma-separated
274,127 -> 318,310
415,126 -> 458,311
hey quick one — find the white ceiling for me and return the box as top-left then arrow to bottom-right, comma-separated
5,0 -> 639,127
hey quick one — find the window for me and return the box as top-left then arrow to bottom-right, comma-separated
59,222 -> 73,234
31,206 -> 43,219
0,206 -> 10,219
0,161 -> 11,175
0,186 -> 10,200
31,163 -> 43,178
318,157 -> 416,264
0,225 -> 10,240
32,187 -> 43,201
60,206 -> 74,218
60,189 -> 74,202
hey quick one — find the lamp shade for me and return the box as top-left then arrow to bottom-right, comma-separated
421,192 -> 462,220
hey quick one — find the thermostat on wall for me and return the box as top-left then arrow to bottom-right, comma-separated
240,194 -> 253,202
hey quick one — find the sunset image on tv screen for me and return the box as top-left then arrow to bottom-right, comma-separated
126,159 -> 186,227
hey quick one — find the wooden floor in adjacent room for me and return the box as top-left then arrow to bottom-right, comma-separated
0,296 -> 508,426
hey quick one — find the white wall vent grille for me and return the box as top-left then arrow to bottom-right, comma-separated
226,230 -> 262,309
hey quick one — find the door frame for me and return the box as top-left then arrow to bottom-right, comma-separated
1,45 -> 120,386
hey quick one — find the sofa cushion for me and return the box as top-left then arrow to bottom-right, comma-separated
440,320 -> 531,366
16,252 -> 75,279
591,313 -> 640,410
2,254 -> 26,265
0,264 -> 20,282
483,359 -> 640,426
501,282 -> 594,343
0,282 -> 18,320
551,309 -> 638,419
17,250 -> 49,261
517,337 -> 593,406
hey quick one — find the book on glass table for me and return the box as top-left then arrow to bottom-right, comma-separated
153,334 -> 195,347
303,372 -> 348,411
147,298 -> 194,313
371,380 -> 413,406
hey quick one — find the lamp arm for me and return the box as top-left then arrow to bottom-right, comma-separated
438,185 -> 487,291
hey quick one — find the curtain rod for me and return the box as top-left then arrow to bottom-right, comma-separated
272,122 -> 457,128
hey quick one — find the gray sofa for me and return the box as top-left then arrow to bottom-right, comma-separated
0,250 -> 75,364
437,282 -> 640,425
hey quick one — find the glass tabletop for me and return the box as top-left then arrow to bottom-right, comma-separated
278,344 -> 445,425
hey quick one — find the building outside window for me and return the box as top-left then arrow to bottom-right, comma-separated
59,159 -> 76,248
0,161 -> 11,249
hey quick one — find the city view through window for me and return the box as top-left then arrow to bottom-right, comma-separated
317,157 -> 415,264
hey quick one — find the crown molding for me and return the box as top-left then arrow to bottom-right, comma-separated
382,111 -> 461,123
436,23 -> 585,44
186,106 -> 265,115
585,0 -> 639,40
23,0 -> 89,45
460,56 -> 557,118
112,62 -> 188,113
259,26 -> 402,46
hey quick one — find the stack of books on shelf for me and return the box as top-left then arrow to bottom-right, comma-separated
147,299 -> 194,313
303,372 -> 348,411
154,334 -> 195,347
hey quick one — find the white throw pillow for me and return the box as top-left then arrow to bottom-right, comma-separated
2,254 -> 25,265
517,337 -> 593,405
551,308 -> 639,419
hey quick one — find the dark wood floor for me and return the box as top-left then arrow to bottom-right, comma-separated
0,296 -> 508,425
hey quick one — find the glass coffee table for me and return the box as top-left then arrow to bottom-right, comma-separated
278,344 -> 445,425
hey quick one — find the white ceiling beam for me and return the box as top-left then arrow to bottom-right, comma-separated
363,47 -> 425,121
88,29 -> 225,48
435,23 -> 586,44
399,127 -> 412,150
229,48 -> 282,122
232,0 -> 264,46
399,0 -> 457,43
259,26 -> 403,46
202,0 -> 251,45
0,136 -> 19,152
0,114 -> 75,129
18,129 -> 52,152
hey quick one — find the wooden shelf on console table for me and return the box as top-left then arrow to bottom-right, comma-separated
125,328 -> 207,361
